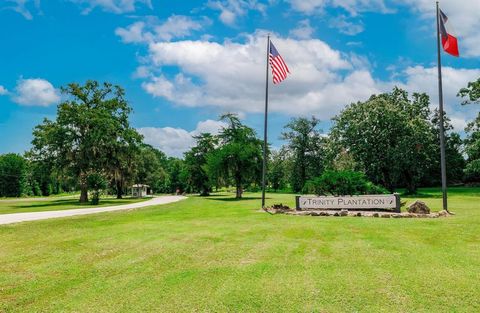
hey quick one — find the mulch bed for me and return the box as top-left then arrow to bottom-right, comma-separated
263,205 -> 451,218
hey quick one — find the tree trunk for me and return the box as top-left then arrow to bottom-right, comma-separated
404,172 -> 417,195
236,185 -> 242,199
116,180 -> 123,199
79,172 -> 89,203
80,184 -> 88,203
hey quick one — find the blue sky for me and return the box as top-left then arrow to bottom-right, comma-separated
1,0 -> 479,156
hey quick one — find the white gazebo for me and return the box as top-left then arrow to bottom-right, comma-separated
132,184 -> 150,198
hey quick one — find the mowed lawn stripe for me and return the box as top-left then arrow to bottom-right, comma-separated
1,189 -> 479,312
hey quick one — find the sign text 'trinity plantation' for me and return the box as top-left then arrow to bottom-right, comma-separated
296,195 -> 400,212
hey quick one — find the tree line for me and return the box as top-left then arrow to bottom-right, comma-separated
1,79 -> 479,201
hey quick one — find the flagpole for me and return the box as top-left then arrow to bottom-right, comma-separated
261,35 -> 270,208
436,1 -> 449,212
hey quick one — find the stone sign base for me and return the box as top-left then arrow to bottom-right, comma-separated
264,207 -> 451,218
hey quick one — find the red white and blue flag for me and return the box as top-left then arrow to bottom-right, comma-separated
439,9 -> 459,57
269,41 -> 290,84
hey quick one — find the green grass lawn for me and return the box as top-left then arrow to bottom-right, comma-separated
1,187 -> 479,312
0,196 -> 149,214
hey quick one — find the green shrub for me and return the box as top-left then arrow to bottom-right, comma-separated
0,153 -> 28,197
87,172 -> 108,205
302,170 -> 388,196
246,185 -> 261,192
464,160 -> 480,183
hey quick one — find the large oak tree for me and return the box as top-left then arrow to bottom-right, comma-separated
329,88 -> 437,193
30,81 -> 142,203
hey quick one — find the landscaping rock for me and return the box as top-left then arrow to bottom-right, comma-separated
265,208 -> 451,219
437,210 -> 449,217
271,203 -> 291,211
407,200 -> 430,214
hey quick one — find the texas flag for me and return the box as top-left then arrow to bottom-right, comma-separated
439,9 -> 459,57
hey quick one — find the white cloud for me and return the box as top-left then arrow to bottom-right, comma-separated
329,15 -> 364,35
391,66 -> 480,132
115,15 -> 207,44
3,0 -> 41,20
207,0 -> 266,26
284,0 -> 392,36
12,78 -> 60,106
286,0 -> 390,16
118,15 -> 479,131
0,85 -> 8,95
194,119 -> 228,135
138,127 -> 194,157
3,0 -> 152,18
115,21 -> 147,43
142,73 -> 204,106
138,119 -> 227,157
289,19 -> 315,39
70,0 -> 152,14
132,65 -> 151,78
398,66 -> 480,108
401,0 -> 480,57
139,32 -> 381,117
154,15 -> 206,41
450,116 -> 468,132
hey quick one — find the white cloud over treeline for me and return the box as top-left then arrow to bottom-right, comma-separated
138,119 -> 227,157
12,78 -> 60,106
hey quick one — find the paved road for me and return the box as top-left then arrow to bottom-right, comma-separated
0,196 -> 186,225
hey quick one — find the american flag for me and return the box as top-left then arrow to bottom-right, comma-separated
269,41 -> 290,84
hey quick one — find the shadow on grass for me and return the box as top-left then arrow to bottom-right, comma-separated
17,199 -> 92,209
401,193 -> 443,199
398,187 -> 480,199
17,198 -> 133,209
205,196 -> 269,202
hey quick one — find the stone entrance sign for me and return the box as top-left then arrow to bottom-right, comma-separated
296,194 -> 400,212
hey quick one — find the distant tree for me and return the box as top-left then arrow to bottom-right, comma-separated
463,115 -> 480,182
165,158 -> 188,194
135,144 -> 169,194
109,127 -> 143,199
331,149 -> 359,172
28,160 -> 54,196
267,149 -> 288,192
206,114 -> 263,199
0,154 -> 28,197
30,81 -> 141,203
458,77 -> 480,105
458,78 -> 480,182
184,133 -> 218,196
281,116 -> 325,192
330,88 -> 437,193
426,109 -> 466,185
